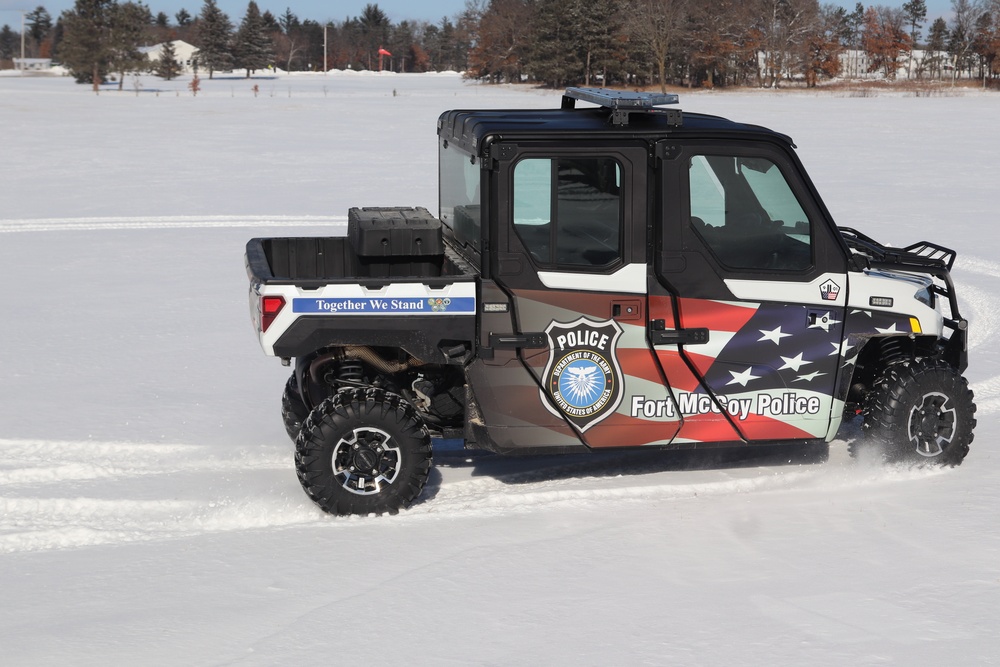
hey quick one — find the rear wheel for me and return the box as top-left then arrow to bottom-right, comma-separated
854,358 -> 976,466
294,388 -> 431,516
281,374 -> 309,442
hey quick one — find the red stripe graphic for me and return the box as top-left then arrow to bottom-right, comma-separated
677,298 -> 758,332
653,349 -> 702,392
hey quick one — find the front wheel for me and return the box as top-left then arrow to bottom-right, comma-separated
294,388 -> 432,516
854,358 -> 976,466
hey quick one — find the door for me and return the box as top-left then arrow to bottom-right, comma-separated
654,143 -> 850,444
494,143 -> 683,449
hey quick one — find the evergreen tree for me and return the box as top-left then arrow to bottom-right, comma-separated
109,1 -> 151,91
843,2 -> 866,78
275,7 -> 302,71
902,0 -> 927,44
298,19 -> 325,70
575,0 -> 627,86
155,39 -> 182,79
26,6 -> 53,56
49,17 -> 64,60
58,0 -> 115,90
902,0 -> 927,76
194,0 -> 233,79
232,1 -> 274,77
527,0 -> 581,87
176,8 -> 192,27
437,15 -> 474,72
926,16 -> 949,78
279,7 -> 299,33
0,25 -> 17,62
359,4 -> 390,69
261,9 -> 280,33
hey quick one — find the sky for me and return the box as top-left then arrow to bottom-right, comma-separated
0,0 -> 957,33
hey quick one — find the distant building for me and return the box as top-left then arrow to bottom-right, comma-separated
140,40 -> 199,74
13,58 -> 53,72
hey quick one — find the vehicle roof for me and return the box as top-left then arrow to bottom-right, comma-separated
438,105 -> 795,156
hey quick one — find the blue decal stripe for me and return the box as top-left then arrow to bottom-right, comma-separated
293,297 -> 476,315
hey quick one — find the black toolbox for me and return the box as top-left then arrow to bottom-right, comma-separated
348,207 -> 445,277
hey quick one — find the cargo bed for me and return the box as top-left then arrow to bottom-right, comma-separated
246,207 -> 479,362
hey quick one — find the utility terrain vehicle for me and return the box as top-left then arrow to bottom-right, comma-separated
246,88 -> 975,516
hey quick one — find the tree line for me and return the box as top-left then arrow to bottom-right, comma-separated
1,0 -> 999,89
469,0 -> 1000,88
0,1 -> 473,89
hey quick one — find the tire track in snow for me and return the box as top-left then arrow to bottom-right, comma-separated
0,438 -> 321,554
0,215 -> 347,233
954,255 -> 1000,415
413,451 -> 947,520
0,438 -> 947,553
0,439 -> 285,486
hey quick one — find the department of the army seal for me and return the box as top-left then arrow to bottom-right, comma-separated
540,317 -> 624,432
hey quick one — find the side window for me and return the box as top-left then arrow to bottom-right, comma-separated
513,156 -> 622,268
689,154 -> 812,271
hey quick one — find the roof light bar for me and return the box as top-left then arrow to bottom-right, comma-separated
561,87 -> 682,127
563,87 -> 679,110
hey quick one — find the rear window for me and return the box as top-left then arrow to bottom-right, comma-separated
439,139 -> 481,251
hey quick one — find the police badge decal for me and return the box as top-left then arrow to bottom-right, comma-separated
540,317 -> 625,432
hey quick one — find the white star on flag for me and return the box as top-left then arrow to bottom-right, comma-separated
779,353 -> 811,372
876,323 -> 901,334
758,326 -> 792,345
727,367 -> 761,387
794,371 -> 827,382
809,312 -> 842,333
829,341 -> 855,357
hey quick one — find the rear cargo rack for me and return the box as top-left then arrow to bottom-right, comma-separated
561,87 -> 682,127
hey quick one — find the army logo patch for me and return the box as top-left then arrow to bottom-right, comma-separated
541,317 -> 624,432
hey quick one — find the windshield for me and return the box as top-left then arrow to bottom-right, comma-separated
439,139 -> 481,251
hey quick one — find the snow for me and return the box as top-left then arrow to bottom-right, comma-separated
1,71 -> 999,665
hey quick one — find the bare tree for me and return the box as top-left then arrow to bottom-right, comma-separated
799,4 -> 844,86
628,0 -> 688,92
755,0 -> 822,88
466,0 -> 532,83
863,5 -> 911,79
949,0 -> 986,81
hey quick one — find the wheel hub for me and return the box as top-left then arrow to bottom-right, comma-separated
331,427 -> 401,495
907,392 -> 956,458
352,446 -> 381,472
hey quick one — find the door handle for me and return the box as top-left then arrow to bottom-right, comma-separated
649,320 -> 709,346
489,332 -> 547,349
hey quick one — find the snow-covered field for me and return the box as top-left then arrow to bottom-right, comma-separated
1,71 -> 999,665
